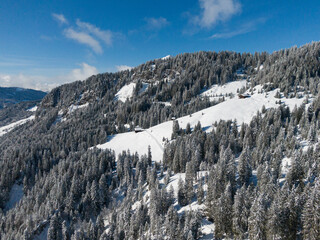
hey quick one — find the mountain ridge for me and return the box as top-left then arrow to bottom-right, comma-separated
1,42 -> 320,239
0,86 -> 47,109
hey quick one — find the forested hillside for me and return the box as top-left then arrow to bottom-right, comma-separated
1,42 -> 320,239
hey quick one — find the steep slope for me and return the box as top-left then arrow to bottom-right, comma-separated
0,115 -> 35,137
2,42 -> 320,239
97,84 -> 309,161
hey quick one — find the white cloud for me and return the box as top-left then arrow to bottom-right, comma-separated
68,63 -> 98,80
76,19 -> 112,46
0,74 -> 55,91
55,18 -> 113,54
52,13 -> 68,25
0,63 -> 98,91
195,0 -> 241,28
210,18 -> 266,39
64,28 -> 103,54
145,17 -> 169,30
116,65 -> 133,72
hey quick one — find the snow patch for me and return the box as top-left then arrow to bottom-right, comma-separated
27,105 -> 38,112
161,55 -> 171,60
281,157 -> 292,175
201,80 -> 248,101
200,219 -> 215,240
5,184 -> 23,211
68,102 -> 89,114
139,82 -> 149,94
115,83 -> 136,102
0,115 -> 35,137
34,226 -> 49,240
254,64 -> 264,71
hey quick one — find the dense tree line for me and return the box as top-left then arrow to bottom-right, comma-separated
1,42 -> 320,239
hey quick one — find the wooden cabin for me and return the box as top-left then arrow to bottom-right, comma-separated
134,126 -> 143,133
238,94 -> 250,99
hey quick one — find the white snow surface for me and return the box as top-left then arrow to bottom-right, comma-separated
27,105 -> 38,112
55,102 -> 90,124
254,64 -> 264,71
34,226 -> 49,240
68,102 -> 89,114
97,84 -> 308,162
201,80 -> 247,100
115,83 -> 136,102
281,157 -> 292,175
0,115 -> 35,137
139,82 -> 149,94
5,184 -> 23,211
161,55 -> 171,60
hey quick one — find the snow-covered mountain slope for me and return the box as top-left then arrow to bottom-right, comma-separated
0,115 -> 35,137
96,84 -> 309,161
115,83 -> 136,102
200,79 -> 247,100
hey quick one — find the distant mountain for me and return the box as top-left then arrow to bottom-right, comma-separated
0,87 -> 47,109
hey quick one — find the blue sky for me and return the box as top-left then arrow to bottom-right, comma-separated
1,0 -> 320,91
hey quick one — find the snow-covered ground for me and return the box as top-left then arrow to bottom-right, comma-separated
0,115 -> 35,137
201,80 -> 248,101
97,84 -> 308,162
161,55 -> 171,60
68,102 -> 89,114
54,102 -> 90,124
115,82 -> 149,102
34,226 -> 49,240
254,64 -> 264,71
281,157 -> 292,176
115,83 -> 136,102
27,105 -> 38,112
5,183 -> 23,211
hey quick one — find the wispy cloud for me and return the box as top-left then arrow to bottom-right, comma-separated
194,0 -> 241,28
145,17 -> 169,30
0,58 -> 33,67
64,28 -> 103,54
0,63 -> 98,91
210,18 -> 266,39
53,16 -> 114,54
52,13 -> 68,25
76,19 -> 112,46
116,65 -> 133,72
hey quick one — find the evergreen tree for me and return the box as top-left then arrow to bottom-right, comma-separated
302,180 -> 320,239
238,147 -> 252,186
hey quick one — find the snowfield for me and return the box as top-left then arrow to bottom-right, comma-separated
200,80 -> 248,101
97,83 -> 309,162
0,115 -> 35,137
115,82 -> 149,102
115,83 -> 136,102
